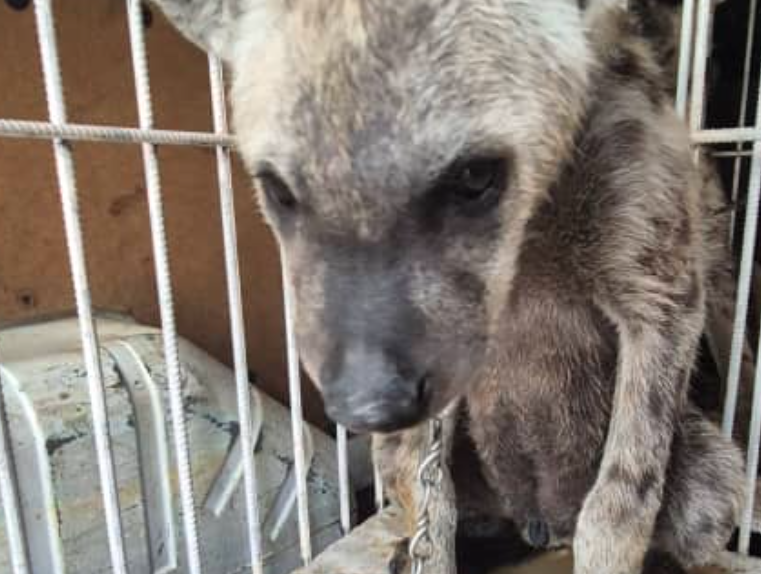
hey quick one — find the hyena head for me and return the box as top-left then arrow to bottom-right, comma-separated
154,0 -> 594,433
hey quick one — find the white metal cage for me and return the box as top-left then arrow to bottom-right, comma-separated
0,1 -> 356,572
0,0 -> 759,573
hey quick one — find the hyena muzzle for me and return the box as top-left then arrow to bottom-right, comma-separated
150,1 -> 746,572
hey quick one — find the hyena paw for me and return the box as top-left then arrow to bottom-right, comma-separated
574,487 -> 652,574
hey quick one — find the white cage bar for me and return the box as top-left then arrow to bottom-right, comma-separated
731,95 -> 761,550
124,0 -> 204,570
678,0 -> 761,556
32,0 -> 129,571
688,0 -> 715,133
336,424 -> 352,535
729,0 -> 759,242
0,366 -> 30,574
0,119 -> 233,147
373,454 -> 385,512
208,54 -> 266,574
281,255 -> 314,565
676,0 -> 696,118
0,0 -> 760,572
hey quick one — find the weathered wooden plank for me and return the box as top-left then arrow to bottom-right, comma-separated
293,508 -> 408,574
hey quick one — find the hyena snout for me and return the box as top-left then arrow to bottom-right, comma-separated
322,344 -> 430,434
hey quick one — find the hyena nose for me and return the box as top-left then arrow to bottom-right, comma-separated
324,374 -> 429,434
322,347 -> 430,433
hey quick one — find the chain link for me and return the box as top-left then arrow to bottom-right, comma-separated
409,418 -> 444,574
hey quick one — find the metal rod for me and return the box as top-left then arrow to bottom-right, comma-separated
729,0 -> 759,244
208,55 -> 265,574
280,255 -> 313,564
712,149 -> 752,159
0,119 -> 234,147
722,61 -> 761,441
692,127 -> 761,144
124,1 -> 203,571
7,119 -> 760,148
336,425 -> 352,534
735,40 -> 761,548
676,0 -> 696,118
688,0 -> 714,132
0,367 -> 31,574
32,2 -> 129,571
374,457 -> 385,511
741,330 -> 761,553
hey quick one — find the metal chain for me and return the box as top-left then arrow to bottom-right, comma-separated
409,418 -> 444,574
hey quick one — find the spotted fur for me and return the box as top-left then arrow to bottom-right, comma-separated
151,1 -> 745,572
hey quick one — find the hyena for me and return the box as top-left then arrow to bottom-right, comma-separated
150,0 -> 746,572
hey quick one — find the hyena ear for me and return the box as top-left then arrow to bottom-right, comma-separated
149,0 -> 282,62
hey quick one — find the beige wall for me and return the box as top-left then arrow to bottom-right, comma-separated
0,1 -> 327,426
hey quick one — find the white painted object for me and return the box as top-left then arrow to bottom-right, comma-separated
0,315 -> 347,574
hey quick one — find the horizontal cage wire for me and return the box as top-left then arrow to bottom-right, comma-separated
0,119 -> 234,147
0,0 -> 760,573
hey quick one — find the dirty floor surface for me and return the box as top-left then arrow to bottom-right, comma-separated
491,551 -> 726,574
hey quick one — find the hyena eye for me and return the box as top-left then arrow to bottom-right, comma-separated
447,157 -> 507,210
257,169 -> 298,211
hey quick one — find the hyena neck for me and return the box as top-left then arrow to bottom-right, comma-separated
475,5 -> 684,387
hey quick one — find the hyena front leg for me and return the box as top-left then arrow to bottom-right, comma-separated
653,408 -> 743,570
574,279 -> 705,574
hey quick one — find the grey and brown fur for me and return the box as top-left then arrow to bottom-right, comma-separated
630,0 -> 757,449
150,1 -> 746,572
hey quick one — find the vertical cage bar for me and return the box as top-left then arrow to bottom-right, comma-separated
124,1 -> 203,572
676,0 -> 696,118
208,55 -> 265,574
730,0 -> 759,242
736,68 -> 761,550
31,2 -> 129,571
280,256 -> 313,564
336,425 -> 352,534
688,0 -> 714,131
741,336 -> 761,553
723,74 -> 761,439
0,368 -> 31,574
374,458 -> 385,511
